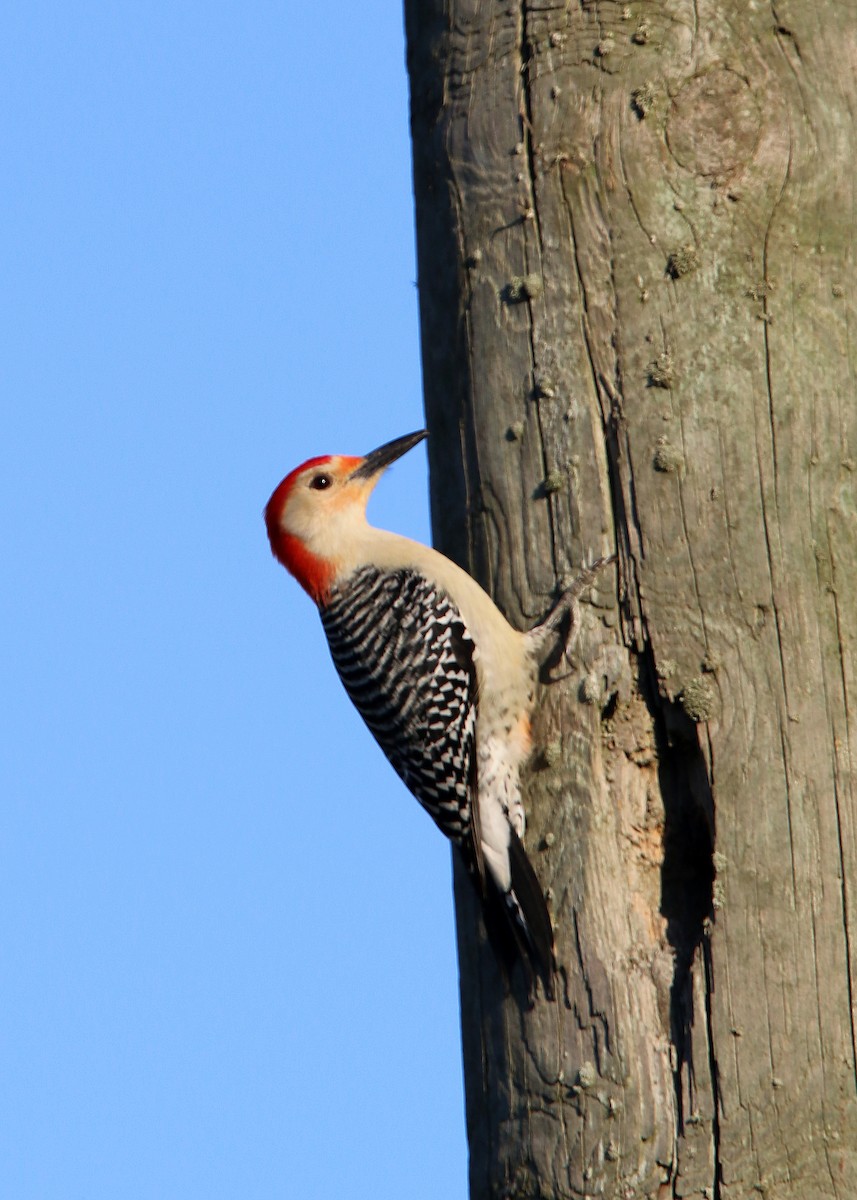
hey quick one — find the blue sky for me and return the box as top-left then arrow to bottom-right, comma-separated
3,4 -> 467,1197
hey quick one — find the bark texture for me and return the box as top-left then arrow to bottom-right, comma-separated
404,3 -> 857,1198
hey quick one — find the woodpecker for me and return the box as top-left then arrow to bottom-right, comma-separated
265,429 -> 611,998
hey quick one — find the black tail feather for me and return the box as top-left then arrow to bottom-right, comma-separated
505,829 -> 556,999
460,833 -> 556,1000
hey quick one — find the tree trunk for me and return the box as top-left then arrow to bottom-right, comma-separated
404,3 -> 857,1198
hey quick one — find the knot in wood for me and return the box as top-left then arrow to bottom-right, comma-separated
666,68 -> 761,177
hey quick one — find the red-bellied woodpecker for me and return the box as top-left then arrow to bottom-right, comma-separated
265,429 -> 612,998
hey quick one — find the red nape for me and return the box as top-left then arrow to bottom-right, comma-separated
271,531 -> 336,604
265,455 -> 336,529
264,455 -> 345,605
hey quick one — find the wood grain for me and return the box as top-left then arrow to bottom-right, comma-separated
406,2 -> 857,1196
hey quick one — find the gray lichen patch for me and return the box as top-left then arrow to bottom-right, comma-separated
542,469 -> 566,494
653,437 -> 683,474
647,351 -> 675,388
504,274 -> 544,303
680,676 -> 717,721
577,1062 -> 597,1089
534,374 -> 556,399
631,81 -> 658,118
667,244 -> 699,279
542,740 -> 562,768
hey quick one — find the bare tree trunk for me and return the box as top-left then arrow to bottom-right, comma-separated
404,3 -> 857,1197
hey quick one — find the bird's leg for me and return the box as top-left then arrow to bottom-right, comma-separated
527,555 -> 616,664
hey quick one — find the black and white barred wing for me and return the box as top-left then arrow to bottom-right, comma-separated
320,566 -> 477,849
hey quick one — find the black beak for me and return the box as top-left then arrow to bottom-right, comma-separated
349,430 -> 428,480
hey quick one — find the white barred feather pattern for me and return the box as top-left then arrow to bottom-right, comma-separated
320,565 -> 478,849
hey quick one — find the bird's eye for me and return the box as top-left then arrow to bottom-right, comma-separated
309,473 -> 333,490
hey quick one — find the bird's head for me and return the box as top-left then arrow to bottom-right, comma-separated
265,430 -> 427,603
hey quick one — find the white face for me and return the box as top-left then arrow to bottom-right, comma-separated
279,456 -> 376,557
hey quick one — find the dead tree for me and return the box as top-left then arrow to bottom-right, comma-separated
404,3 -> 857,1197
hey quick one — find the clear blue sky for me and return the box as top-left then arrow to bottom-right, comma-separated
3,4 -> 467,1197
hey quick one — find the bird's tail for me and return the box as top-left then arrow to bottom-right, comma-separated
505,829 -> 556,999
479,830 -> 555,1000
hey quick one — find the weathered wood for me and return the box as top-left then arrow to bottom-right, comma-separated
405,2 -> 857,1197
